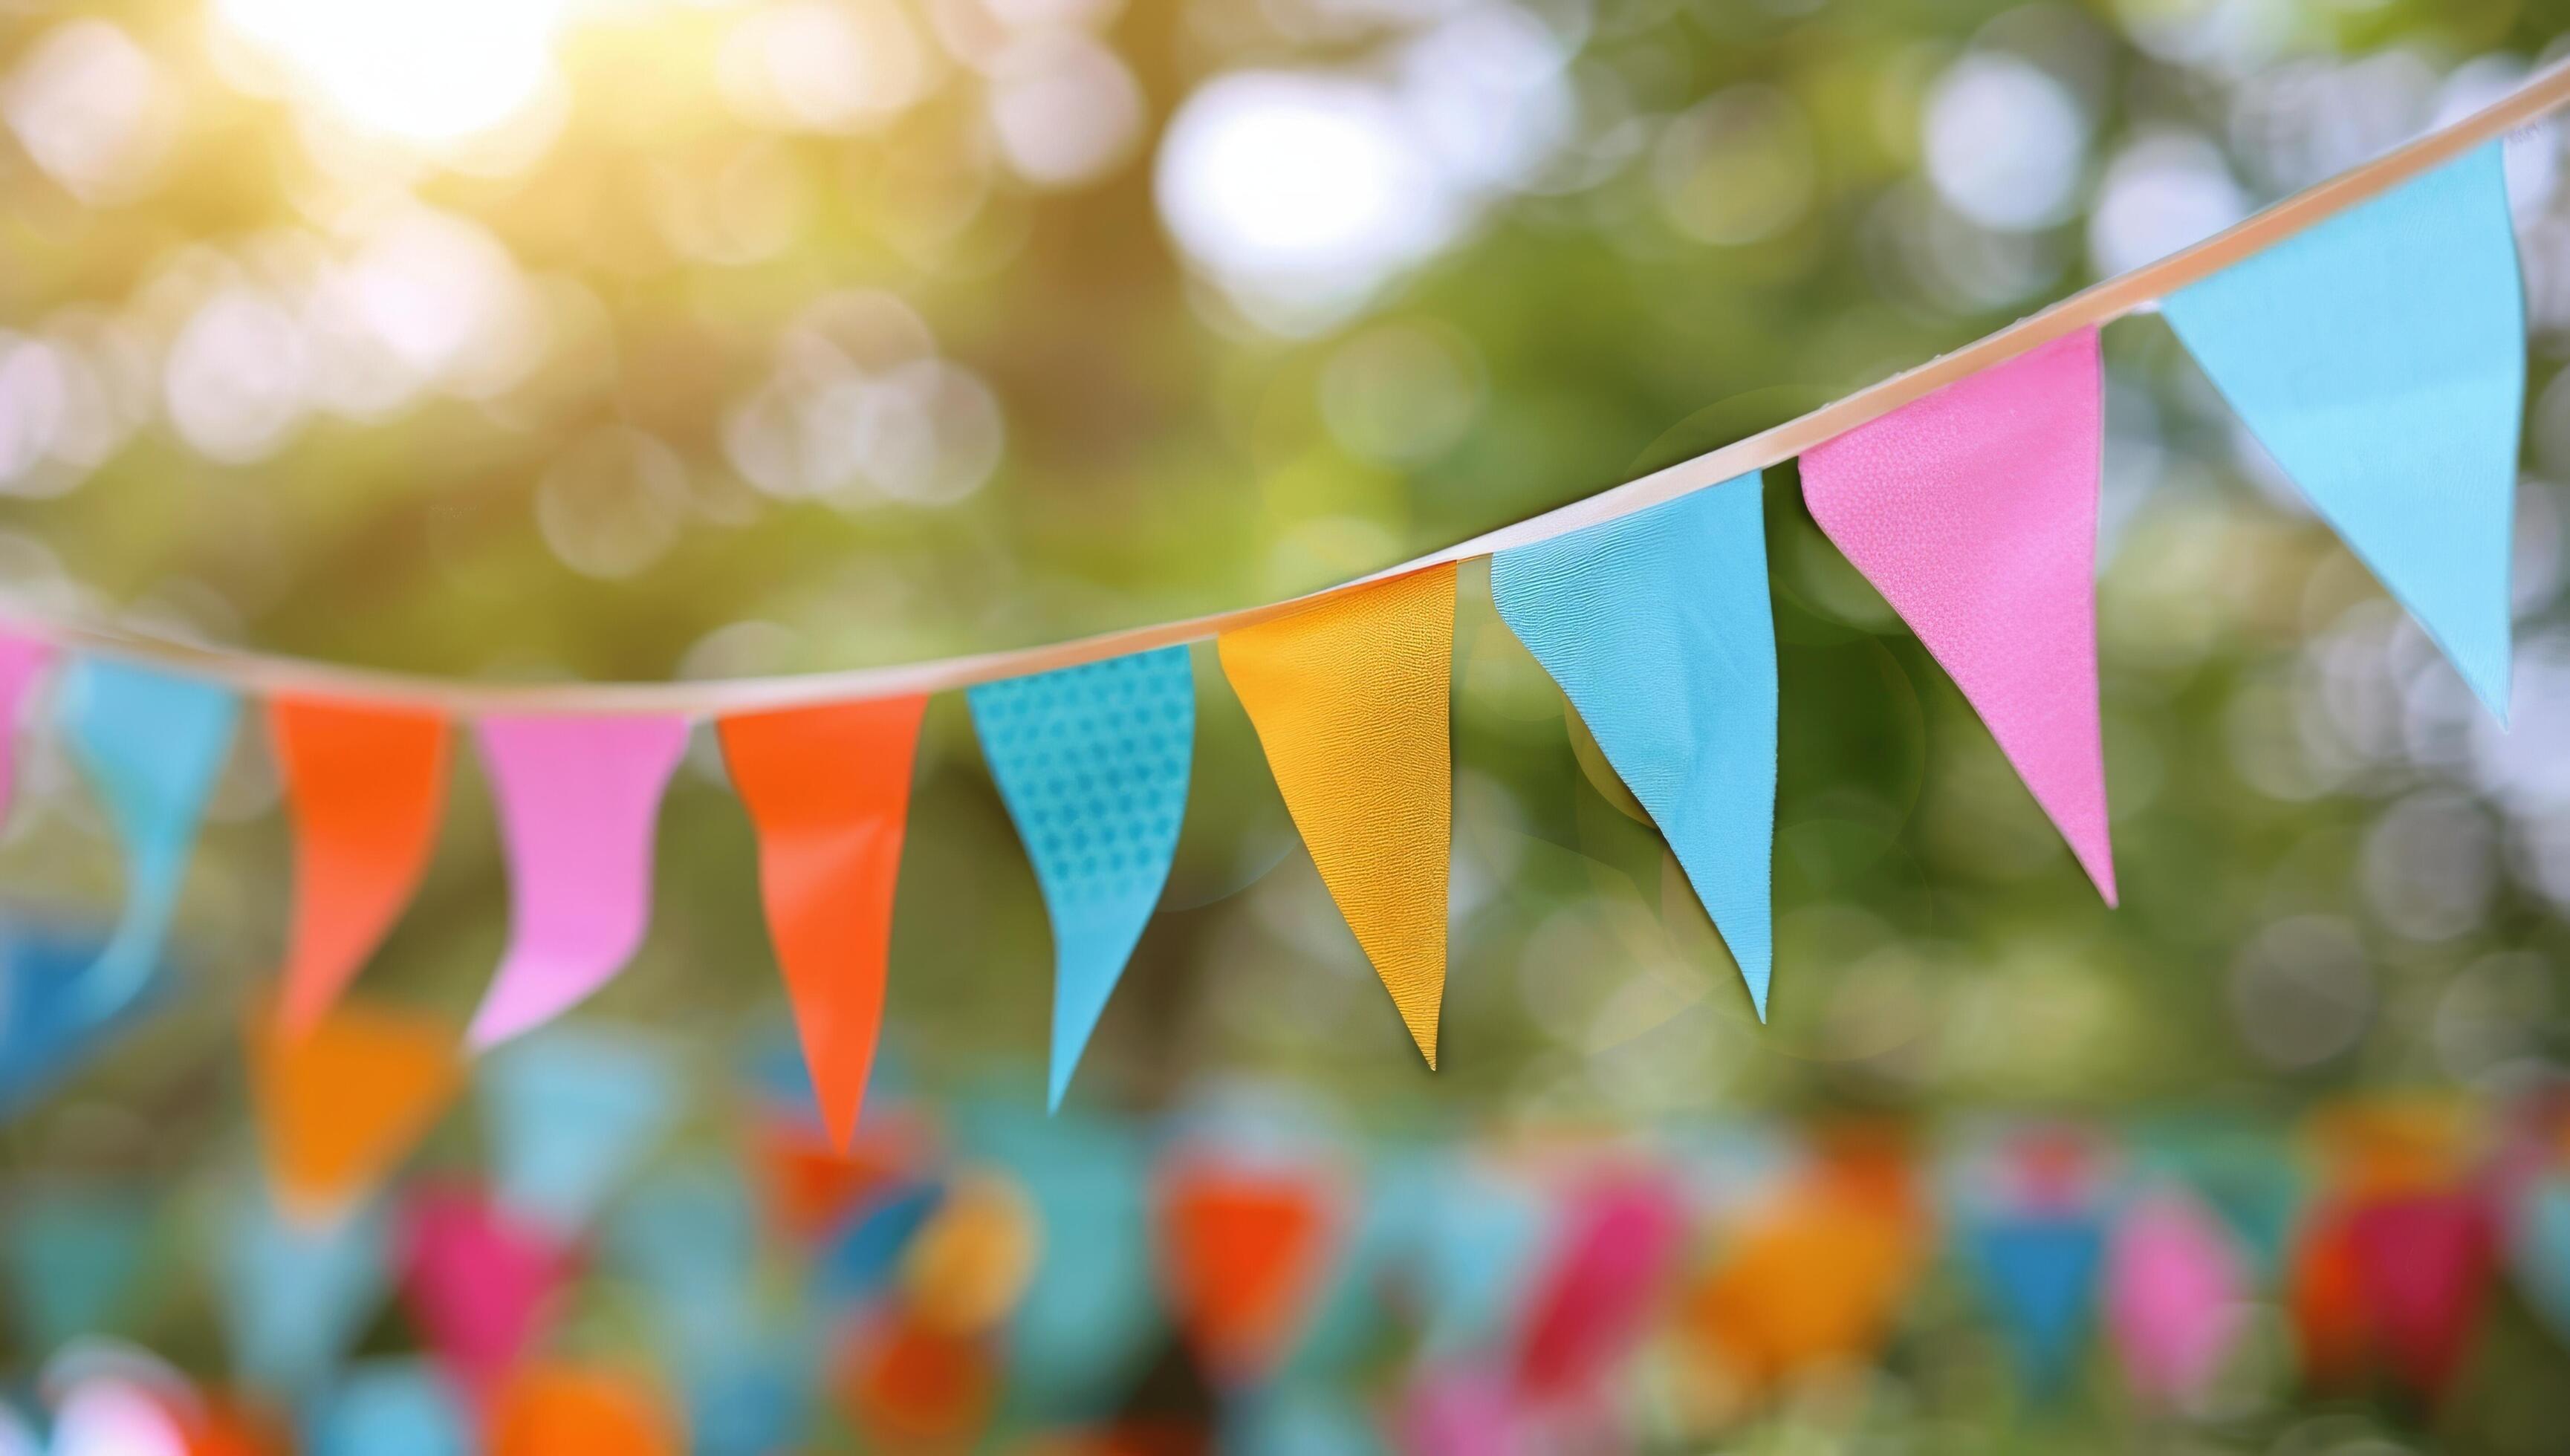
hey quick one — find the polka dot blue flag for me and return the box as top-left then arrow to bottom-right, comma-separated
1491,471 -> 1778,1017
969,646 -> 1195,1109
2163,141 -> 2525,720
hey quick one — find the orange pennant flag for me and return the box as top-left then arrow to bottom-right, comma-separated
269,698 -> 450,1036
1156,1161 -> 1337,1385
719,695 -> 929,1150
488,1366 -> 680,1456
1217,563 -> 1456,1064
249,1003 -> 465,1225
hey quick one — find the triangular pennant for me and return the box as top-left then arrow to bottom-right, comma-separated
2104,1186 -> 2248,1410
1802,326 -> 2115,903
0,631 -> 51,825
2344,1192 -> 2496,1398
400,1184 -> 577,1408
0,921 -> 145,1117
56,660 -> 241,1016
249,1003 -> 466,1225
1963,1209 -> 2107,1398
1492,472 -> 1779,1015
478,1024 -> 681,1238
467,715 -> 691,1048
310,1361 -> 472,1456
718,695 -> 927,1148
487,1365 -> 681,1456
1157,1157 -> 1340,1386
1217,564 -> 1456,1064
967,646 -> 1195,1110
2163,143 -> 2524,718
2,1184 -> 150,1351
219,1186 -> 389,1395
1512,1176 -> 1687,1401
270,698 -> 449,1036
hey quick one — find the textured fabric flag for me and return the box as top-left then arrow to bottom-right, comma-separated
2163,143 -> 2524,718
1492,472 -> 1778,1015
0,631 -> 50,825
2104,1186 -> 2249,1410
467,715 -> 691,1048
401,1184 -> 576,1408
56,660 -> 240,1016
479,1024 -> 680,1237
1964,1209 -> 2108,1398
1218,564 -> 1456,1064
270,698 -> 449,1036
250,1003 -> 465,1224
220,1188 -> 389,1394
1802,327 -> 2115,903
719,695 -> 929,1149
968,646 -> 1195,1109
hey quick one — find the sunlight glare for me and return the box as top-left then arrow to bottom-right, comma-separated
212,0 -> 577,147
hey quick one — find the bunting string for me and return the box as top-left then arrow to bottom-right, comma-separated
5,57 -> 2569,715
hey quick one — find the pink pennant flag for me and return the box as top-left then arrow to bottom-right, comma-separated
1802,327 -> 2115,903
401,1183 -> 575,1407
466,715 -> 691,1049
2106,1187 -> 2249,1410
0,631 -> 52,825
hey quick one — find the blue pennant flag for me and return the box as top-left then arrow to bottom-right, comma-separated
2162,142 -> 2525,718
56,660 -> 238,1018
0,920 -> 144,1117
1492,472 -> 1779,1015
481,1023 -> 681,1237
3,1184 -> 150,1353
968,646 -> 1195,1109
310,1360 -> 472,1456
1964,1210 -> 2107,1399
219,1186 -> 389,1395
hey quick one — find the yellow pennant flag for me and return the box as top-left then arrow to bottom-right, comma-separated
1217,562 -> 1456,1065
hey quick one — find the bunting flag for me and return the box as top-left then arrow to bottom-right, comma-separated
1964,1209 -> 2108,1398
1218,564 -> 1456,1064
311,1362 -> 472,1456
56,660 -> 241,1016
478,1024 -> 681,1237
1491,472 -> 1778,1015
249,1003 -> 466,1225
2,1185 -> 150,1351
219,1189 -> 389,1394
467,715 -> 691,1049
967,646 -> 1195,1110
2104,1187 -> 2249,1410
488,1366 -> 682,1456
719,695 -> 929,1149
0,631 -> 50,823
1802,326 -> 2116,902
400,1185 -> 576,1408
270,698 -> 450,1036
2343,1192 -> 2495,1398
2514,1175 -> 2570,1345
1513,1176 -> 1687,1403
2161,143 -> 2525,718
0,920 -> 136,1117
1158,1157 -> 1340,1385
